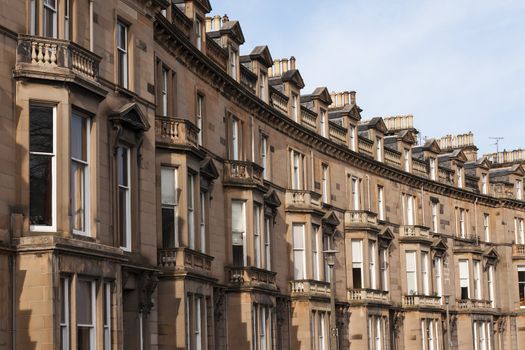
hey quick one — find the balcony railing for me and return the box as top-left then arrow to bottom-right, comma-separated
402,294 -> 442,308
384,148 -> 401,168
344,210 -> 378,230
412,159 -> 428,177
223,160 -> 265,188
290,279 -> 331,299
457,298 -> 492,310
513,244 -> 525,258
16,34 -> 101,82
270,88 -> 289,115
399,225 -> 432,241
155,117 -> 199,148
285,190 -> 322,212
157,247 -> 213,274
348,288 -> 389,303
226,266 -> 277,291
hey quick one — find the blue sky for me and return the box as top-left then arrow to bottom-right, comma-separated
211,0 -> 525,155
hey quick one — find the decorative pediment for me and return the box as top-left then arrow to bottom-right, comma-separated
423,139 -> 442,154
249,46 -> 273,68
431,238 -> 448,258
399,129 -> 418,145
264,189 -> 281,208
108,102 -> 150,132
322,210 -> 341,228
200,157 -> 219,180
310,87 -> 333,106
220,20 -> 245,45
281,69 -> 305,89
360,117 -> 388,134
379,227 -> 394,249
476,156 -> 492,170
483,247 -> 499,268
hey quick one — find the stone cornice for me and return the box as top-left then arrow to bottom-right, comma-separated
153,16 -> 525,212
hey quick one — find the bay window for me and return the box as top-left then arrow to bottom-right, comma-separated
473,260 -> 482,299
30,104 -> 56,231
518,266 -> 525,307
312,225 -> 320,280
186,294 -> 207,350
263,216 -> 271,270
421,319 -> 439,350
199,191 -> 206,253
71,113 -> 90,235
369,241 -> 377,289
254,204 -> 262,268
161,167 -> 178,248
103,282 -> 112,350
368,315 -> 387,350
421,252 -> 429,295
43,0 -> 57,38
187,173 -> 195,249
473,321 -> 491,350
311,310 -> 329,350
292,223 -> 306,279
252,304 -> 273,350
487,265 -> 495,307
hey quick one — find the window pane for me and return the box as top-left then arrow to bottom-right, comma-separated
161,168 -> 176,204
119,187 -> 128,246
117,147 -> 128,186
71,115 -> 87,161
71,162 -> 85,231
30,155 -> 52,226
77,327 -> 92,350
77,281 -> 92,325
232,201 -> 244,232
162,207 -> 176,248
292,224 -> 304,249
30,105 -> 54,153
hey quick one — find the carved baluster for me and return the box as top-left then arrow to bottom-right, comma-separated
31,41 -> 37,64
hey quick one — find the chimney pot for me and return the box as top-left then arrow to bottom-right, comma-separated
290,56 -> 296,70
350,91 -> 356,105
222,14 -> 229,23
273,59 -> 281,76
343,91 -> 349,105
282,58 -> 289,73
213,15 -> 221,30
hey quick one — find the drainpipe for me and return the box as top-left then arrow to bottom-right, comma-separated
10,253 -> 15,350
421,186 -> 425,226
474,198 -> 478,240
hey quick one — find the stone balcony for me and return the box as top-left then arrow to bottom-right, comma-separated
402,294 -> 442,308
290,279 -> 331,299
512,244 -> 525,259
399,225 -> 433,243
285,190 -> 323,213
344,210 -> 378,231
348,288 -> 389,304
15,34 -> 101,87
223,160 -> 265,189
157,247 -> 213,276
456,298 -> 493,311
155,117 -> 200,150
226,266 -> 277,291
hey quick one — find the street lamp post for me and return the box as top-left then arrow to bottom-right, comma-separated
445,295 -> 452,350
324,249 -> 338,350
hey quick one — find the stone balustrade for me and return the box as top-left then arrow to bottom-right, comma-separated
384,148 -> 402,167
358,136 -> 374,157
344,210 -> 378,230
456,298 -> 492,310
412,159 -> 428,177
226,266 -> 277,290
270,89 -> 289,115
290,280 -> 331,298
513,244 -> 525,258
157,247 -> 213,273
285,190 -> 322,211
329,123 -> 347,145
16,34 -> 101,82
300,108 -> 317,131
348,288 -> 389,303
223,160 -> 265,188
155,117 -> 199,148
402,294 -> 442,308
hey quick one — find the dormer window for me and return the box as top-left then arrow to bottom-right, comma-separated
481,173 -> 488,194
291,93 -> 298,122
320,110 -> 327,137
517,179 -> 523,200
403,148 -> 411,172
457,166 -> 464,189
195,17 -> 203,50
259,72 -> 267,102
429,158 -> 437,180
229,48 -> 238,80
376,137 -> 383,162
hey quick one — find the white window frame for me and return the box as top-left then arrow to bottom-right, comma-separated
352,239 -> 364,288
231,118 -> 240,160
263,216 -> 271,270
254,203 -> 262,268
403,194 -> 416,226
376,137 -> 383,162
77,280 -> 96,350
259,72 -> 267,102
117,145 -> 131,251
199,191 -> 206,253
161,67 -> 169,117
196,94 -> 203,145
312,225 -> 320,280
434,257 -> 443,302
349,125 -> 356,151
103,282 -> 112,350
291,94 -> 298,121
483,214 -> 490,242
406,251 -> 418,295
369,241 -> 377,289
481,173 -> 488,194
187,172 -> 195,250
60,277 -> 70,350
43,0 -> 58,38
230,48 -> 238,79
431,201 -> 439,233
516,218 -> 525,244
29,104 -> 57,232
320,110 -> 327,137
421,251 -> 430,296
487,265 -> 495,307
458,208 -> 467,238
377,186 -> 385,220
459,259 -> 470,299
161,167 -> 179,247
457,166 -> 464,188
292,223 -> 306,280
116,21 -> 129,88
290,150 -> 303,190
261,135 -> 268,180
517,179 -> 523,200
404,148 -> 411,172
232,200 -> 247,266
195,17 -> 202,51
473,260 -> 482,300
321,164 -> 329,203
71,113 -> 91,236
429,158 -> 437,180
380,248 -> 388,292
351,177 -> 360,210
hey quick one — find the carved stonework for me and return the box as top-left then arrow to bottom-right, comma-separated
139,271 -> 159,315
392,311 -> 405,335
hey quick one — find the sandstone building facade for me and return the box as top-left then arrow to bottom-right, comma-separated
0,0 -> 524,349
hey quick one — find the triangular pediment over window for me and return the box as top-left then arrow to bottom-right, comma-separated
108,102 -> 150,132
200,157 -> 219,180
264,190 -> 281,208
431,238 -> 448,258
322,211 -> 341,228
483,247 -> 499,268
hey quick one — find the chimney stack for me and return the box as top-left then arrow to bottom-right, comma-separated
273,59 -> 280,77
350,91 -> 356,105
213,15 -> 221,30
282,58 -> 289,73
290,56 -> 296,70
